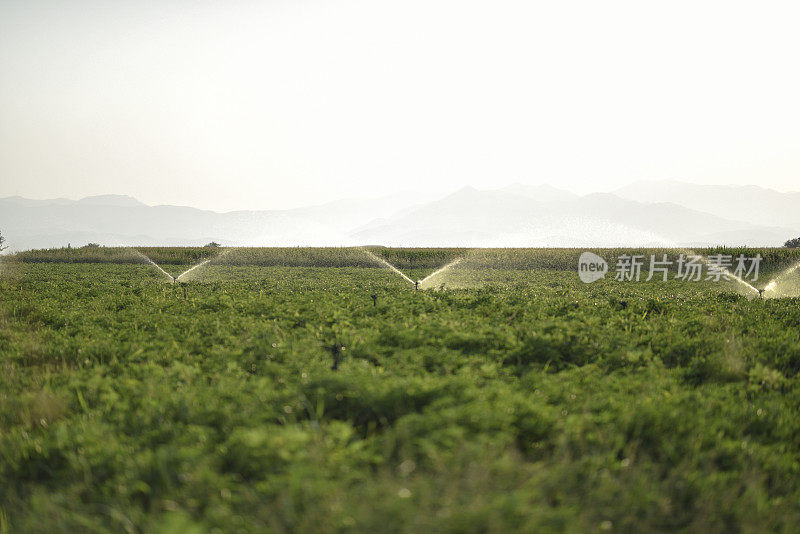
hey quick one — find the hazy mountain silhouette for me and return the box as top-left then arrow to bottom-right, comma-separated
501,183 -> 579,202
0,193 -> 421,251
0,182 -> 797,251
1,196 -> 74,207
351,187 -> 794,247
615,180 -> 800,229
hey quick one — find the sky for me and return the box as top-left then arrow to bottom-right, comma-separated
1,0 -> 799,212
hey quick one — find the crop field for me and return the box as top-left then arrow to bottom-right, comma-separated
2,248 -> 800,532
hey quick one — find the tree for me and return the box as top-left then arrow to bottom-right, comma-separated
0,231 -> 6,252
785,237 -> 800,248
204,241 -> 222,248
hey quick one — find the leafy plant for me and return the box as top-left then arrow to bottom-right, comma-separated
1,250 -> 800,531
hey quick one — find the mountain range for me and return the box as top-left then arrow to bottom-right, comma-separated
1,181 -> 798,251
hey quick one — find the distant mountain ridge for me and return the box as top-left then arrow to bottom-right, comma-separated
615,180 -> 800,229
1,182 -> 798,251
351,187 -> 794,247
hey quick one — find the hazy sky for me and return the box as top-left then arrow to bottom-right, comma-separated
2,0 -> 799,211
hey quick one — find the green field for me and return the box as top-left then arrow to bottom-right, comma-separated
2,248 -> 800,532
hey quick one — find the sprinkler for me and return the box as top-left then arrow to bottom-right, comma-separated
371,294 -> 377,306
758,289 -> 765,299
329,343 -> 343,371
414,280 -> 420,290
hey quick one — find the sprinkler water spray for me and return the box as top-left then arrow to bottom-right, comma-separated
135,250 -> 175,283
757,261 -> 800,299
418,257 -> 463,289
360,248 -> 416,286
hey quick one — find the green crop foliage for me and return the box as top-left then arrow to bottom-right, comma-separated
13,246 -> 800,278
1,248 -> 800,532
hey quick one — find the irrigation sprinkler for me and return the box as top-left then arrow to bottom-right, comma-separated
414,280 -> 420,290
758,288 -> 765,299
371,294 -> 377,306
329,343 -> 344,371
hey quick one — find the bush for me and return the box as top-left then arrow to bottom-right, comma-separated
785,237 -> 800,248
